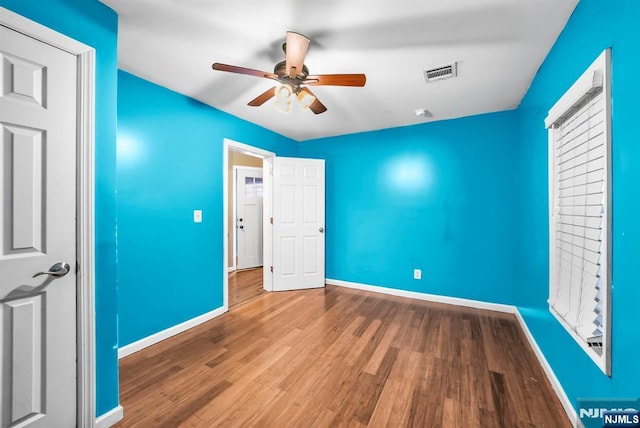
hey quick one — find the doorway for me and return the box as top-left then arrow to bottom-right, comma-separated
232,165 -> 263,271
223,141 -> 327,310
223,139 -> 274,311
231,164 -> 263,308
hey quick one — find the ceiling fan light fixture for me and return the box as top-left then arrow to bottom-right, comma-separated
297,90 -> 316,110
274,83 -> 294,113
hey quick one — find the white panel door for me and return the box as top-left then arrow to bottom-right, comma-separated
0,25 -> 77,427
272,157 -> 325,291
236,167 -> 263,269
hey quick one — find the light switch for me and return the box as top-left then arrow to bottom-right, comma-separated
193,210 -> 202,223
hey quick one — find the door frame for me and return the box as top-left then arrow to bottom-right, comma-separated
223,139 -> 274,310
233,165 -> 264,271
0,7 -> 97,427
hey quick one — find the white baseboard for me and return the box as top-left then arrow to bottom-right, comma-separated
325,278 -> 516,314
118,306 -> 227,359
227,266 -> 236,273
96,405 -> 123,428
326,277 -> 576,425
513,310 -> 577,426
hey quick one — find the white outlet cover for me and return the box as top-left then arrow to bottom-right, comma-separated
194,209 -> 202,223
413,269 -> 422,280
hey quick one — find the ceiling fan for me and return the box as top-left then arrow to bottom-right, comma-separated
212,31 -> 366,114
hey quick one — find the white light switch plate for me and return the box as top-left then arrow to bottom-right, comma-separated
194,210 -> 202,223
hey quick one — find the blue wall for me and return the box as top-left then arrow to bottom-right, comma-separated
515,0 -> 640,408
117,71 -> 297,346
7,0 -> 635,419
298,0 -> 640,406
299,112 -> 520,305
0,0 -> 119,416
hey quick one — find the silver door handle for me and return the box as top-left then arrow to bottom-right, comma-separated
33,262 -> 71,278
319,227 -> 324,233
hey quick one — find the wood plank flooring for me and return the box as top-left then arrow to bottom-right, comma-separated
228,267 -> 264,309
115,286 -> 570,427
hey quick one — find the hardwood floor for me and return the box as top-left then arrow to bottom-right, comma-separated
228,267 -> 264,309
115,286 -> 570,427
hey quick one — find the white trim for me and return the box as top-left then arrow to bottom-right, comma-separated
225,139 -> 275,158
227,266 -> 236,273
326,278 -> 577,425
603,48 -> 613,377
544,50 -> 606,128
262,156 -> 273,292
231,165 -> 237,272
76,36 -> 97,428
118,306 -> 226,359
326,278 -> 515,313
514,311 -> 578,426
95,405 -> 123,428
0,7 -> 97,427
235,166 -> 263,173
0,8 -> 93,54
223,138 -> 275,310
223,142 -> 230,311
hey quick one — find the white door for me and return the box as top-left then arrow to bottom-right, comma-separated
272,157 -> 325,291
0,25 -> 78,427
236,167 -> 263,269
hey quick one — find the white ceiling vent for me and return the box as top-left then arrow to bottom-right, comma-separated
423,62 -> 457,83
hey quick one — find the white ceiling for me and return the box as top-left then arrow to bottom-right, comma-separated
101,0 -> 578,141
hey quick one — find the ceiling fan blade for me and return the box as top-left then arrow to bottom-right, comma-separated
285,32 -> 310,78
212,63 -> 279,81
248,87 -> 276,107
304,74 -> 366,87
299,87 -> 327,114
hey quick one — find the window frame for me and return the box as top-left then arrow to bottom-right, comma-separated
545,48 -> 612,376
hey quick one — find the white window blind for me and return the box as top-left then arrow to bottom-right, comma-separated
546,49 -> 611,375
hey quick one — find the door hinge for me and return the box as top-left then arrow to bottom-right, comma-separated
270,217 -> 273,224
270,266 -> 273,273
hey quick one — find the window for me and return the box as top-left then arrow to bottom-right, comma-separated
545,49 -> 611,375
244,176 -> 263,198
255,177 -> 263,197
245,176 -> 256,197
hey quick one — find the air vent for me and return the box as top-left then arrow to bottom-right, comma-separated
423,62 -> 457,82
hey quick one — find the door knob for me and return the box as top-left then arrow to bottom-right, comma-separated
33,262 -> 71,278
319,227 -> 324,233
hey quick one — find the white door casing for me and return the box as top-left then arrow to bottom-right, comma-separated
272,157 -> 325,291
0,24 -> 78,427
236,167 -> 263,270
223,139 -> 275,308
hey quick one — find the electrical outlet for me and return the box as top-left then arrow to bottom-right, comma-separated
413,269 -> 422,280
193,210 -> 202,223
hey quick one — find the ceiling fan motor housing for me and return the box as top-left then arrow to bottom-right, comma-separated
274,60 -> 309,79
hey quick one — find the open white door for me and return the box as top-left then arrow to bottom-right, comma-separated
272,157 -> 325,291
0,25 -> 78,427
236,167 -> 263,269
